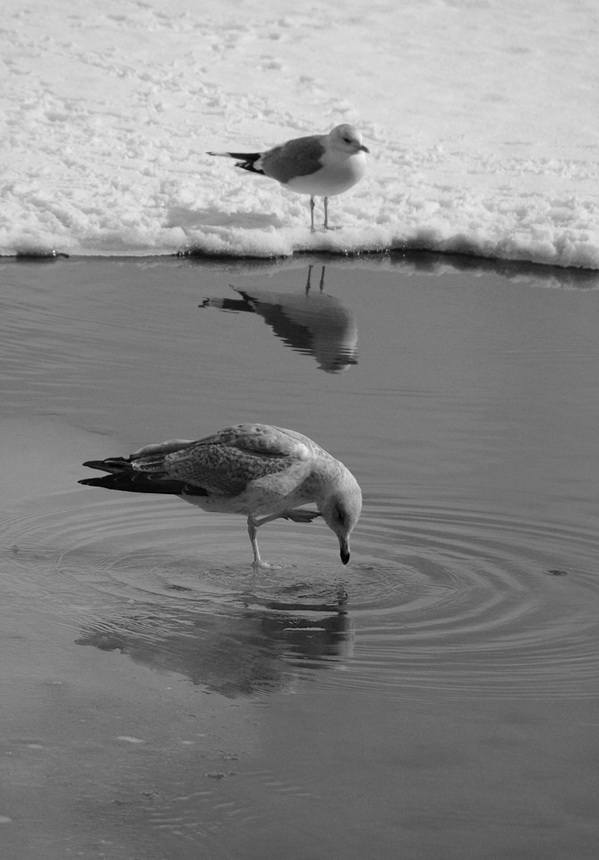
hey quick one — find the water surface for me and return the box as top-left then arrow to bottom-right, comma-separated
1,255 -> 599,859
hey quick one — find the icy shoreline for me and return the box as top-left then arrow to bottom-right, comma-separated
5,249 -> 599,292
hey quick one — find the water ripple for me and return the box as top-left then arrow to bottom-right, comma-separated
2,489 -> 598,701
336,496 -> 599,700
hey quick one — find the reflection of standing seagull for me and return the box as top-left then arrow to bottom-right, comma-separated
208,124 -> 369,231
79,423 -> 362,568
200,266 -> 358,373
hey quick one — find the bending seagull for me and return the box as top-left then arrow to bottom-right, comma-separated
208,124 -> 369,231
79,423 -> 362,567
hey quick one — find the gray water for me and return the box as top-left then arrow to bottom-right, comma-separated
1,255 -> 599,859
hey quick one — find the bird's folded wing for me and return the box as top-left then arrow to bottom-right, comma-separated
191,424 -> 311,458
158,425 -> 311,495
131,439 -> 195,459
261,136 -> 325,183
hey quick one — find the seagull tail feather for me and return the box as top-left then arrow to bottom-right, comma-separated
207,150 -> 264,175
79,458 -> 205,496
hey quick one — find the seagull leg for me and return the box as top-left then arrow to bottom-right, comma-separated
323,198 -> 341,231
309,197 -> 316,232
280,509 -> 321,524
253,509 -> 320,527
247,509 -> 321,567
247,516 -> 269,568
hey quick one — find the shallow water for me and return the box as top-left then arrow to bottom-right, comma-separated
1,255 -> 599,859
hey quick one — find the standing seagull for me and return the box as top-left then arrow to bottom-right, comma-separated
207,124 -> 369,231
79,423 -> 362,567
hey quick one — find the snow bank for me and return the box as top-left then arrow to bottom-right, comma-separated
2,0 -> 599,268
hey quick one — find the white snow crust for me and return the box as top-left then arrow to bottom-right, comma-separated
2,0 -> 599,267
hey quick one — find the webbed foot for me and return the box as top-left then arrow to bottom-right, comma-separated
282,509 -> 322,524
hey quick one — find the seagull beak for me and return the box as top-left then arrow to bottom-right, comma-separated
339,537 -> 350,565
359,144 -> 370,153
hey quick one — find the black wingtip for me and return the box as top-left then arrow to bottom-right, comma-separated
78,475 -> 115,488
81,457 -> 130,471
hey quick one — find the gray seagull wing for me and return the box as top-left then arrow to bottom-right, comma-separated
139,424 -> 314,497
260,135 -> 326,184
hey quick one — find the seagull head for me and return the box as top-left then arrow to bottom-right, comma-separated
329,124 -> 370,155
320,480 -> 363,565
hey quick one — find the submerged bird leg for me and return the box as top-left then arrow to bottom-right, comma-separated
309,196 -> 316,232
247,516 -> 268,568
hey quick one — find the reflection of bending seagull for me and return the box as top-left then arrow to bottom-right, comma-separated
79,423 -> 362,568
208,124 -> 369,231
77,608 -> 353,695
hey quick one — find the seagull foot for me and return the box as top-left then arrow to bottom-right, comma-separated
252,560 -> 283,570
282,509 -> 322,524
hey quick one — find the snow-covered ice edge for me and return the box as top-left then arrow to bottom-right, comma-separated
3,0 -> 599,270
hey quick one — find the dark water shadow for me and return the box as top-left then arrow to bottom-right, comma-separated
75,599 -> 354,698
200,265 -> 358,372
184,247 -> 599,289
393,249 -> 599,289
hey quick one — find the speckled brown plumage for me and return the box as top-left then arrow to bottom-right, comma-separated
80,423 -> 362,567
